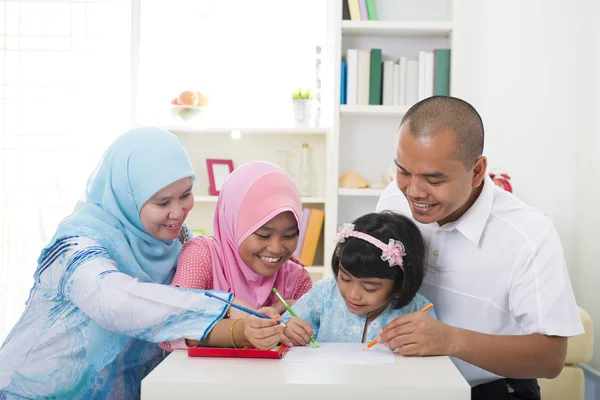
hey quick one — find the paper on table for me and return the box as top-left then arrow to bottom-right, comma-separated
282,342 -> 395,365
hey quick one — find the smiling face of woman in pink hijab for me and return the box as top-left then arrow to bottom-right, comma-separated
206,161 -> 305,308
238,210 -> 299,277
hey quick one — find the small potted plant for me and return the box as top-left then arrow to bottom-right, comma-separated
291,88 -> 314,127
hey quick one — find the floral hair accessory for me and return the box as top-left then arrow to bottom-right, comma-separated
334,223 -> 406,270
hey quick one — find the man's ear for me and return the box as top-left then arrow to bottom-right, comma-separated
472,156 -> 487,187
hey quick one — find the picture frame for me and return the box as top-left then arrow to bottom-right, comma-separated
206,159 -> 234,196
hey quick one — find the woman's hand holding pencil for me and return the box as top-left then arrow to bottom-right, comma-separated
244,307 -> 294,350
204,292 -> 293,350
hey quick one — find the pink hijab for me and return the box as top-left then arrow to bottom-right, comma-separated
205,161 -> 305,309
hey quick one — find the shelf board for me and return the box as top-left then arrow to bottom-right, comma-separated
194,196 -> 326,203
338,188 -> 384,197
161,126 -> 329,136
340,105 -> 409,117
341,21 -> 453,37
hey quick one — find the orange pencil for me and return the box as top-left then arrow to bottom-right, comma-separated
362,303 -> 434,351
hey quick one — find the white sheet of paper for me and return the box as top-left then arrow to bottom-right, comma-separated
282,342 -> 395,365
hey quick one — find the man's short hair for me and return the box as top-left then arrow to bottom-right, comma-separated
400,96 -> 484,167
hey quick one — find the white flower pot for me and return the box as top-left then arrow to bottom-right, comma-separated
293,99 -> 315,128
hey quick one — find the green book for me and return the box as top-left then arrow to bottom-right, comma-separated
366,0 -> 377,20
433,49 -> 451,96
369,48 -> 382,105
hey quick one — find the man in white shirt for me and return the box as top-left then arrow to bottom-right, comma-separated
376,96 -> 583,400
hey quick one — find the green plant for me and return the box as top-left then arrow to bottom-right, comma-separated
291,88 -> 312,100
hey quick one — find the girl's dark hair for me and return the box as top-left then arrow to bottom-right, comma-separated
331,211 -> 425,309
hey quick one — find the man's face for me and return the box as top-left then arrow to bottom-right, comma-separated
394,125 -> 485,225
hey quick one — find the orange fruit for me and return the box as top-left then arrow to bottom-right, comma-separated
195,91 -> 210,107
178,91 -> 197,106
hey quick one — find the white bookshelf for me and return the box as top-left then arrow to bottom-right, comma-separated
162,126 -> 329,137
340,105 -> 409,117
194,196 -> 326,204
338,188 -> 384,197
341,21 -> 452,37
323,0 -> 454,277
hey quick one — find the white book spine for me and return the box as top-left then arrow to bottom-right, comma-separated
393,63 -> 401,106
425,51 -> 434,98
382,60 -> 395,106
346,49 -> 359,106
418,50 -> 426,101
357,50 -> 371,106
399,56 -> 407,106
406,60 -> 419,106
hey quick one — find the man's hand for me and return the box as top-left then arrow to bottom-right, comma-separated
243,307 -> 293,349
379,311 -> 459,356
282,317 -> 313,346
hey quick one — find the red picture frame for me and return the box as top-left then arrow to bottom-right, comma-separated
206,159 -> 234,196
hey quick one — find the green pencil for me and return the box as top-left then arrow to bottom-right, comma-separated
272,288 -> 317,345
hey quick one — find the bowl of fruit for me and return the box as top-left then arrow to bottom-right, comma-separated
170,90 -> 209,122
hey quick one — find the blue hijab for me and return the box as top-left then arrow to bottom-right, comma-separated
34,127 -> 196,372
46,126 -> 196,284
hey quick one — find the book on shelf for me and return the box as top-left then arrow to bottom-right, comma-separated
340,49 -> 451,107
299,208 -> 325,267
294,208 -> 312,258
340,61 -> 347,105
433,49 -> 451,96
357,50 -> 370,105
369,48 -> 383,105
347,0 -> 361,21
345,49 -> 358,106
343,0 -> 377,21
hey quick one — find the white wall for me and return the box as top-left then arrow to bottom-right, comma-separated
452,0 -> 600,369
575,0 -> 600,371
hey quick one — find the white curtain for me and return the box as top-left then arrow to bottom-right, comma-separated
0,0 -> 132,341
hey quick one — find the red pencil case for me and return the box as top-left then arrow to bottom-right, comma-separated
187,344 -> 289,359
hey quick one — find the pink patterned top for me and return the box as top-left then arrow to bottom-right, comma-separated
158,237 -> 313,351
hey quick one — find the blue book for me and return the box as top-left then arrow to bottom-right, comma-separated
340,61 -> 347,104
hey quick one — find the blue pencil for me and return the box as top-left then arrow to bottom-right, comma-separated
204,292 -> 287,327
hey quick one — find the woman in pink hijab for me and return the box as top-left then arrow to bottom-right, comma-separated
159,161 -> 312,351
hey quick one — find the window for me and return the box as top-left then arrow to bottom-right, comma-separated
0,0 -> 131,341
136,0 -> 327,128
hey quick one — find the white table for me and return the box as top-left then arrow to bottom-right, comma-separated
142,348 -> 470,399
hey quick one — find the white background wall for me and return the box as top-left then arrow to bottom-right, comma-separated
452,0 -> 600,370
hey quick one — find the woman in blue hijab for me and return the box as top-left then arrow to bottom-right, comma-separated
0,127 -> 288,399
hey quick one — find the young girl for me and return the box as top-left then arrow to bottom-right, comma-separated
282,211 -> 435,345
159,161 -> 312,351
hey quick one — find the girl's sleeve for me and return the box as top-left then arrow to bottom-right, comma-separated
292,268 -> 313,299
60,241 -> 231,344
281,278 -> 330,339
170,237 -> 214,290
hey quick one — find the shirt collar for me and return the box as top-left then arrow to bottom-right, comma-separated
443,174 -> 495,247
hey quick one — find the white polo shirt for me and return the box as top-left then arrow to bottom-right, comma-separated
376,175 -> 583,387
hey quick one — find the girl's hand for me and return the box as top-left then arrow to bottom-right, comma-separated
282,317 -> 313,346
243,307 -> 293,350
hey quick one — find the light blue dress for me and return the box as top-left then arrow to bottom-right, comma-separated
281,277 -> 435,343
0,127 -> 232,399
